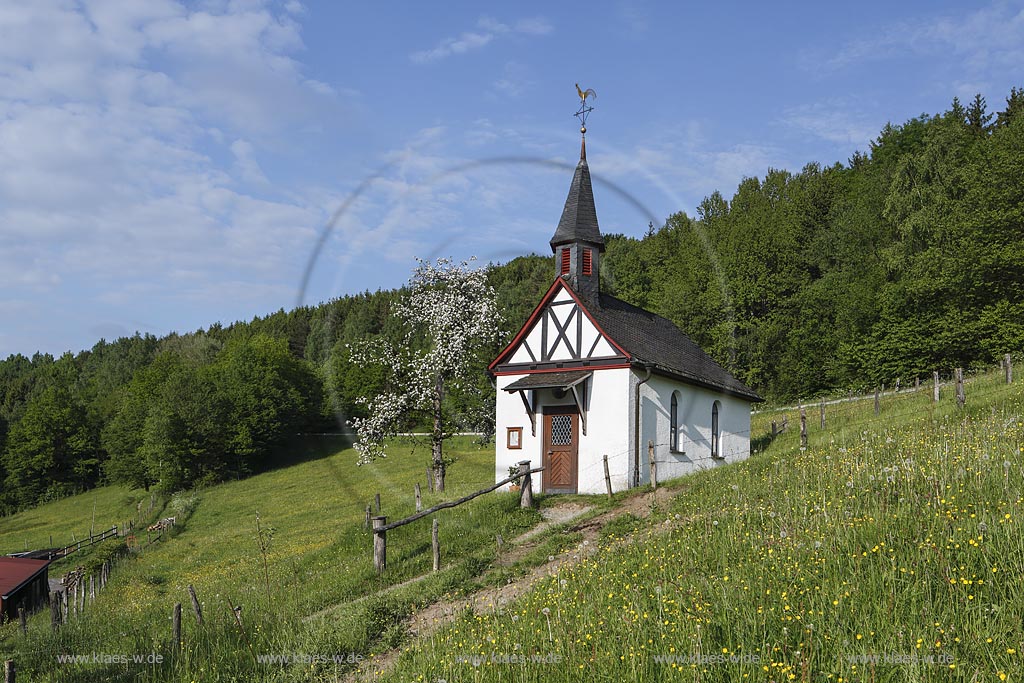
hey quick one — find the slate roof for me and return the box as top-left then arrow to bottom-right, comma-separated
549,153 -> 605,252
503,370 -> 592,392
591,294 -> 763,402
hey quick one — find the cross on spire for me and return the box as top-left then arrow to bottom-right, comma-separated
551,83 -> 603,304
574,83 -> 596,159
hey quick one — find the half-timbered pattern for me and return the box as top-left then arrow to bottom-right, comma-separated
493,281 -> 627,370
491,132 -> 762,495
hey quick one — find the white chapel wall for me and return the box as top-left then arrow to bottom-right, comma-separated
494,367 -> 631,494
637,374 -> 752,484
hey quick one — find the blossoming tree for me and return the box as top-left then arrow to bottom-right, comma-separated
348,257 -> 504,491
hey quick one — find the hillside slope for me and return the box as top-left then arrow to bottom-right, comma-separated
0,436 -> 545,682
382,368 -> 1024,682
2,369 -> 1022,682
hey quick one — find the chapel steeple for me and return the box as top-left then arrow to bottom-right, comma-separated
550,86 -> 604,304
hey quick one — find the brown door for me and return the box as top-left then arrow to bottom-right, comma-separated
543,406 -> 579,494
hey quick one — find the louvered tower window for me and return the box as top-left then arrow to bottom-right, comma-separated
582,248 -> 593,276
560,248 -> 571,275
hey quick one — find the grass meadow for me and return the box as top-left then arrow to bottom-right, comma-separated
0,486 -> 147,556
1,367 -> 1022,682
385,368 -> 1024,682
0,435 -> 543,682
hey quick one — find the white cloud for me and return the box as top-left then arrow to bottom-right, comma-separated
230,139 -> 269,185
490,61 -> 533,98
0,0 -> 344,355
782,101 -> 879,146
410,16 -> 553,64
594,121 -> 791,215
823,1 -> 1024,71
615,1 -> 649,35
410,31 -> 494,64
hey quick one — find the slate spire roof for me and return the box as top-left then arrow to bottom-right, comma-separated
549,137 -> 605,253
493,128 -> 762,403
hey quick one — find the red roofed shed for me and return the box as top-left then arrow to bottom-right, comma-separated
0,557 -> 50,621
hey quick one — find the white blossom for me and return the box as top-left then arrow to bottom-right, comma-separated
348,257 -> 504,466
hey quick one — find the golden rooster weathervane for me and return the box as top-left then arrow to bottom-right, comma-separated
575,82 -> 596,133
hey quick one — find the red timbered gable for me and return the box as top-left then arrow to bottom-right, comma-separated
489,279 -> 629,375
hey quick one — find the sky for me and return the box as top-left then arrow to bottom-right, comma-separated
2,0 -> 1023,358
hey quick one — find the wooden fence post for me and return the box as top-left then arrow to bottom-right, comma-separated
187,584 -> 203,625
426,467 -> 434,493
819,401 -> 825,429
172,603 -> 181,651
648,440 -> 657,490
364,505 -> 371,530
956,368 -> 965,408
89,575 -> 95,602
1006,353 -> 1013,384
372,516 -> 387,574
414,483 -> 422,513
374,493 -> 381,513
781,415 -> 788,433
874,388 -> 880,415
518,460 -> 533,509
603,455 -> 613,499
771,421 -> 777,439
915,376 -> 920,390
933,371 -> 940,402
895,378 -> 901,393
431,519 -> 440,572
4,660 -> 14,683
18,608 -> 26,636
799,406 -> 807,449
50,592 -> 61,630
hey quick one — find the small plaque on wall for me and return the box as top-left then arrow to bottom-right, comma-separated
507,427 -> 523,449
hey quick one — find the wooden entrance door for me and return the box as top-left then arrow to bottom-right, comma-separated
543,406 -> 578,494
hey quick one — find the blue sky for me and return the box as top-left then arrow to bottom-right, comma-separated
2,0 -> 1023,357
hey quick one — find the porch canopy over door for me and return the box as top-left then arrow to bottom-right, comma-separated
503,370 -> 591,436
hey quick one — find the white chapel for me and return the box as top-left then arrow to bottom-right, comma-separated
489,127 -> 763,494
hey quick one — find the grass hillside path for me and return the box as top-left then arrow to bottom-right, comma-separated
304,502 -> 598,625
348,486 -> 682,682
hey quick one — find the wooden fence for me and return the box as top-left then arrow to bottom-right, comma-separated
43,560 -> 114,632
50,526 -> 119,560
370,460 -> 543,573
763,356 -> 1016,423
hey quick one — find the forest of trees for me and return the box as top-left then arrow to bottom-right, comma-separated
602,90 -> 1024,396
1,89 -> 1021,515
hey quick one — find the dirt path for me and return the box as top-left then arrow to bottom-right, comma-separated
346,486 -> 678,682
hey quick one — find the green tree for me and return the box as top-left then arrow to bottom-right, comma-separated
995,87 -> 1024,127
2,386 -> 98,506
102,352 -> 183,489
214,333 -> 324,472
139,363 -> 231,491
